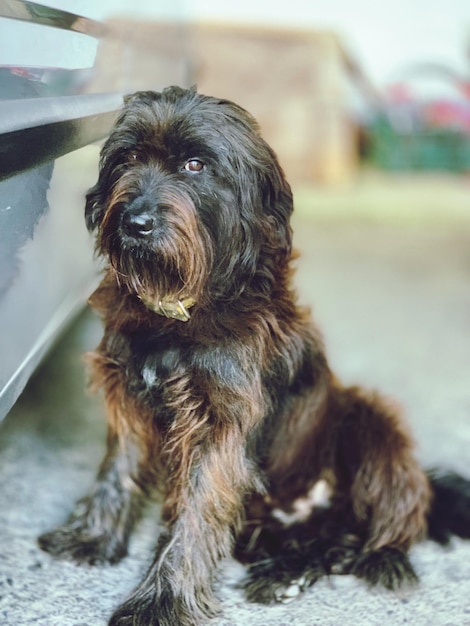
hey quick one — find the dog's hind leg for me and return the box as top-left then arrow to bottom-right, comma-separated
240,381 -> 430,603
331,384 -> 430,588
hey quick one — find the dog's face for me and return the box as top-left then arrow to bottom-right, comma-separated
86,86 -> 293,307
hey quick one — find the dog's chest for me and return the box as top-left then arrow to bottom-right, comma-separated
125,332 -> 188,394
121,331 -> 258,422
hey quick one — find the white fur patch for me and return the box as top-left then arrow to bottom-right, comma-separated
271,479 -> 332,527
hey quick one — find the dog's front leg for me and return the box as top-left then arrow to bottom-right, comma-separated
38,430 -> 148,565
39,364 -> 152,565
109,422 -> 259,626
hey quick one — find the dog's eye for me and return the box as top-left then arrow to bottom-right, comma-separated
128,151 -> 139,162
184,159 -> 204,173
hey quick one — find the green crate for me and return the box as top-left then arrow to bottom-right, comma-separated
369,117 -> 470,172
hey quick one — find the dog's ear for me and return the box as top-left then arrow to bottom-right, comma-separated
85,93 -> 138,232
85,182 -> 105,232
84,97 -> 131,232
241,136 -> 293,264
261,148 -> 293,237
260,155 -> 294,264
217,99 -> 294,262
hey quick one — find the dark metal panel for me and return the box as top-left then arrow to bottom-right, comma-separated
0,93 -> 123,180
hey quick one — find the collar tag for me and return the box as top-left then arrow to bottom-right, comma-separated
139,295 -> 196,322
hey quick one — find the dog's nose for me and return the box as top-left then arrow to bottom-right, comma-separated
121,209 -> 155,238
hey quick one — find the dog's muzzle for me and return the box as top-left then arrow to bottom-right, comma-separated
121,197 -> 156,239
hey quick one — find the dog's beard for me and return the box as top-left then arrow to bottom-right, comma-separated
98,172 -> 213,305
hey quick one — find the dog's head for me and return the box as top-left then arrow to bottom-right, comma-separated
86,86 -> 293,313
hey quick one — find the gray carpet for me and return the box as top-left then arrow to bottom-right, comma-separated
1,188 -> 470,625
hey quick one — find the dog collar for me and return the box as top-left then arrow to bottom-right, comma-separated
138,294 -> 196,322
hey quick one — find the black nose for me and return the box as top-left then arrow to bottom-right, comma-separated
121,205 -> 155,238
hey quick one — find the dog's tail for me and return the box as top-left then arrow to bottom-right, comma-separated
427,470 -> 470,544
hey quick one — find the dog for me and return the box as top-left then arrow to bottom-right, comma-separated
39,86 -> 470,626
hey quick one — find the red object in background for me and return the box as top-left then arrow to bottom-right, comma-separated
386,82 -> 414,103
425,99 -> 470,132
385,77 -> 470,134
457,80 -> 470,99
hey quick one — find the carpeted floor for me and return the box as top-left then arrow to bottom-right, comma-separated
1,176 -> 470,625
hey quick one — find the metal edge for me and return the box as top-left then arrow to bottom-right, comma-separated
0,92 -> 124,135
0,0 -> 106,38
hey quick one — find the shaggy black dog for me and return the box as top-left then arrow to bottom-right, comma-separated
39,86 -> 470,626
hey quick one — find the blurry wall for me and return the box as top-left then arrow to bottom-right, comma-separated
87,20 -> 359,184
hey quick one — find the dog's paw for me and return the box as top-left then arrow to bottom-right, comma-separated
351,547 -> 418,590
38,525 -> 127,565
244,570 -> 312,605
243,556 -> 322,605
273,575 -> 310,604
109,601 -> 156,626
108,590 -> 206,626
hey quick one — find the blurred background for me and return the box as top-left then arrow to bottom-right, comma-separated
4,0 -> 470,182
1,2 -> 470,625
